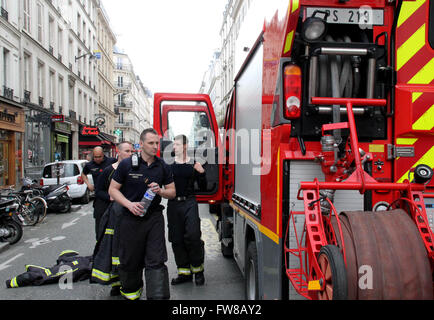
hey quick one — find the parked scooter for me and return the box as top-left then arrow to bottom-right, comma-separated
40,184 -> 72,213
21,178 -> 71,214
0,198 -> 23,245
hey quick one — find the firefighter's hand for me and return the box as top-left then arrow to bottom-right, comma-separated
148,182 -> 161,195
128,202 -> 144,216
194,162 -> 205,174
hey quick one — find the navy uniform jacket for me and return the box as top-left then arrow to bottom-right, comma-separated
90,202 -> 124,285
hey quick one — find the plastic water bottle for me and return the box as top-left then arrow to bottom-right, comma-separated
139,188 -> 156,217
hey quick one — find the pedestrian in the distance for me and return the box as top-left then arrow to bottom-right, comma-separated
167,134 -> 206,286
109,128 -> 176,300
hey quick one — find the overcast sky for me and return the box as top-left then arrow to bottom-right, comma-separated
102,0 -> 227,95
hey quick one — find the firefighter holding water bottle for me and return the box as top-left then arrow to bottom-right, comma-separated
109,128 -> 176,300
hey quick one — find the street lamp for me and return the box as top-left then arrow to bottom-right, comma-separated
75,50 -> 101,62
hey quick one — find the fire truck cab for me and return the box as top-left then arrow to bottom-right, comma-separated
154,0 -> 434,300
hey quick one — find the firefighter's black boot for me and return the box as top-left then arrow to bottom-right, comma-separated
118,269 -> 144,300
195,272 -> 205,286
110,284 -> 121,296
145,266 -> 170,300
171,274 -> 193,285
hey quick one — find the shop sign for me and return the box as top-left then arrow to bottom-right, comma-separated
51,115 -> 65,122
0,109 -> 16,123
81,126 -> 99,135
54,121 -> 71,134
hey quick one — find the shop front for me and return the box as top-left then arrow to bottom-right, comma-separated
51,120 -> 72,162
78,125 -> 117,158
0,99 -> 25,187
23,108 -> 52,180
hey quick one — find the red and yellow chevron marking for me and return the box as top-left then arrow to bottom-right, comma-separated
396,139 -> 434,183
283,0 -> 300,55
395,0 -> 434,185
396,0 -> 433,85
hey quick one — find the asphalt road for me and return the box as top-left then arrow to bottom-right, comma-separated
0,200 -> 244,300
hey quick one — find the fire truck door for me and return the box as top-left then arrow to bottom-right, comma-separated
153,93 -> 223,203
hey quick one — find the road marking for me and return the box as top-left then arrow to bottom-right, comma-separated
51,236 -> 66,241
0,253 -> 24,271
62,218 -> 80,230
28,237 -> 51,249
79,211 -> 92,217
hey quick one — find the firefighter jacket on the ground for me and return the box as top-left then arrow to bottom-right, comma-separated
90,202 -> 123,285
6,250 -> 92,288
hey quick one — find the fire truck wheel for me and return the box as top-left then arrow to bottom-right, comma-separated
317,245 -> 348,300
245,242 -> 259,300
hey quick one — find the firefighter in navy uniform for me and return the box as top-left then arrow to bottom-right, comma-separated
168,135 -> 206,285
94,142 -> 133,238
81,146 -> 116,239
109,128 -> 176,300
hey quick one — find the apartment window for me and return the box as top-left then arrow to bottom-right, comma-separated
77,48 -> 82,76
77,13 -> 81,38
118,76 -> 123,87
117,93 -> 124,105
23,53 -> 31,91
68,83 -> 74,112
49,16 -> 55,51
78,90 -> 82,118
83,93 -> 87,122
83,21 -> 86,43
49,70 -> 55,106
116,57 -> 123,70
36,3 -> 44,42
37,3 -> 43,43
58,76 -> 64,111
37,62 -> 45,104
58,27 -> 63,58
2,48 -> 9,88
68,38 -> 73,67
88,29 -> 92,51
23,0 -> 31,32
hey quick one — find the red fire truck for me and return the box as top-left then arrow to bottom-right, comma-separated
154,0 -> 434,300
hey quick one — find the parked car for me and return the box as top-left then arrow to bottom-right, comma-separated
40,160 -> 93,204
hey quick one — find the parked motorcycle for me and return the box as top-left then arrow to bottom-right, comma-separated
40,184 -> 72,213
21,178 -> 72,214
0,198 -> 23,245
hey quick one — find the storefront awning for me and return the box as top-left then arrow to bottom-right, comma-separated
79,127 -> 116,147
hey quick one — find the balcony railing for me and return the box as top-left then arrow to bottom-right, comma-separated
113,82 -> 132,90
115,121 -> 133,127
115,63 -> 133,72
114,101 -> 133,108
1,7 -> 8,21
69,110 -> 76,120
23,90 -> 31,103
2,86 -> 13,100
